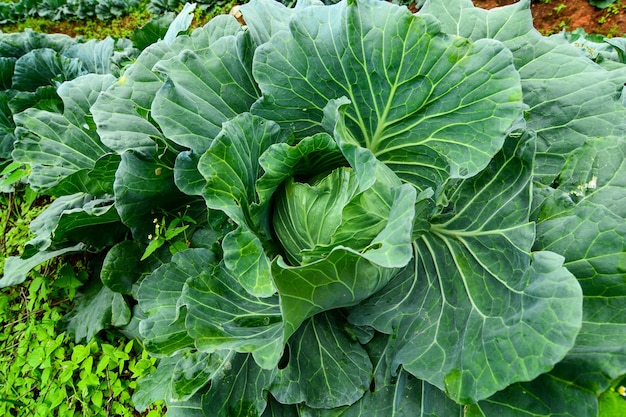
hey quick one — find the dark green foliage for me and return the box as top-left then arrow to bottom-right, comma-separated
0,30 -> 138,166
0,0 -> 141,24
1,0 -> 626,415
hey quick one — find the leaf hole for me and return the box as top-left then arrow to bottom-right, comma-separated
369,378 -> 376,393
360,240 -> 382,252
277,344 -> 290,370
440,202 -> 454,215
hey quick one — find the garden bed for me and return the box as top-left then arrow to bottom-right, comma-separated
474,0 -> 626,36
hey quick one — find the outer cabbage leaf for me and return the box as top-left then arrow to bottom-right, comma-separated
0,29 -> 75,58
419,0 -> 626,182
133,356 -> 179,412
113,150 -> 200,242
400,247 -> 579,404
92,15 -> 242,156
12,74 -> 117,194
467,373 -> 598,417
588,0 -> 620,8
101,239 -> 172,294
133,347 -> 231,407
11,48 -> 85,91
28,194 -> 124,250
45,153 -> 121,197
555,28 -> 622,65
100,241 -> 146,294
604,37 -> 626,64
1,192 -> 126,287
239,0 -> 322,47
269,312 -> 372,409
0,91 -> 16,161
7,85 -> 62,115
131,12 -> 175,51
371,10 -> 626,409
63,37 -> 115,75
151,29 -> 259,154
198,112 -> 286,232
162,387 -> 207,417
132,346 -> 232,413
261,397 -> 299,417
171,350 -> 233,402
0,56 -> 16,89
183,262 -> 284,369
305,334 -> 464,417
137,248 -> 217,355
1,243 -> 87,288
351,135 -> 583,403
222,225 -> 274,298
174,150 -> 205,196
162,2 -> 196,44
201,353 -> 277,417
91,40 -> 181,156
59,277 -> 131,342
252,0 -> 523,190
18,194 -> 117,255
533,136 -> 626,396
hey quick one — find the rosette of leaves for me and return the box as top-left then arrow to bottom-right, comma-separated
124,0 -> 582,413
0,30 -> 139,165
5,0 -> 626,415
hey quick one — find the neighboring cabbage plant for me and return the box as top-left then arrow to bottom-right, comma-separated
3,0 -> 626,415
0,0 -> 141,24
0,29 -> 137,171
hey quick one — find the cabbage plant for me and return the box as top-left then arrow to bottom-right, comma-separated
3,0 -> 626,415
0,0 -> 141,23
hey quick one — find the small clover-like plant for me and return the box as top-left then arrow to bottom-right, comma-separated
141,208 -> 196,260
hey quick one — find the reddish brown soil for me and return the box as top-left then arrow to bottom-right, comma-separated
473,0 -> 626,36
2,0 -> 625,38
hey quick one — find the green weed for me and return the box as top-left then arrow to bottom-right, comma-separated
599,1 -> 625,26
0,190 -> 165,416
0,186 -> 45,271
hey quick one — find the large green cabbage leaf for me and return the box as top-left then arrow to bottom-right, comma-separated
252,0 -> 523,191
5,0 -> 626,415
420,0 -> 626,182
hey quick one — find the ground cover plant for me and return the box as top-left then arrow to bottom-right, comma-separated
0,189 -> 165,416
1,0 -> 626,415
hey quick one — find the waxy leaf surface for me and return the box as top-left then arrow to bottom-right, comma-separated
253,0 -> 523,190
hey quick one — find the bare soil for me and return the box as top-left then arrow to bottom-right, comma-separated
472,0 -> 626,36
2,0 -> 625,38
